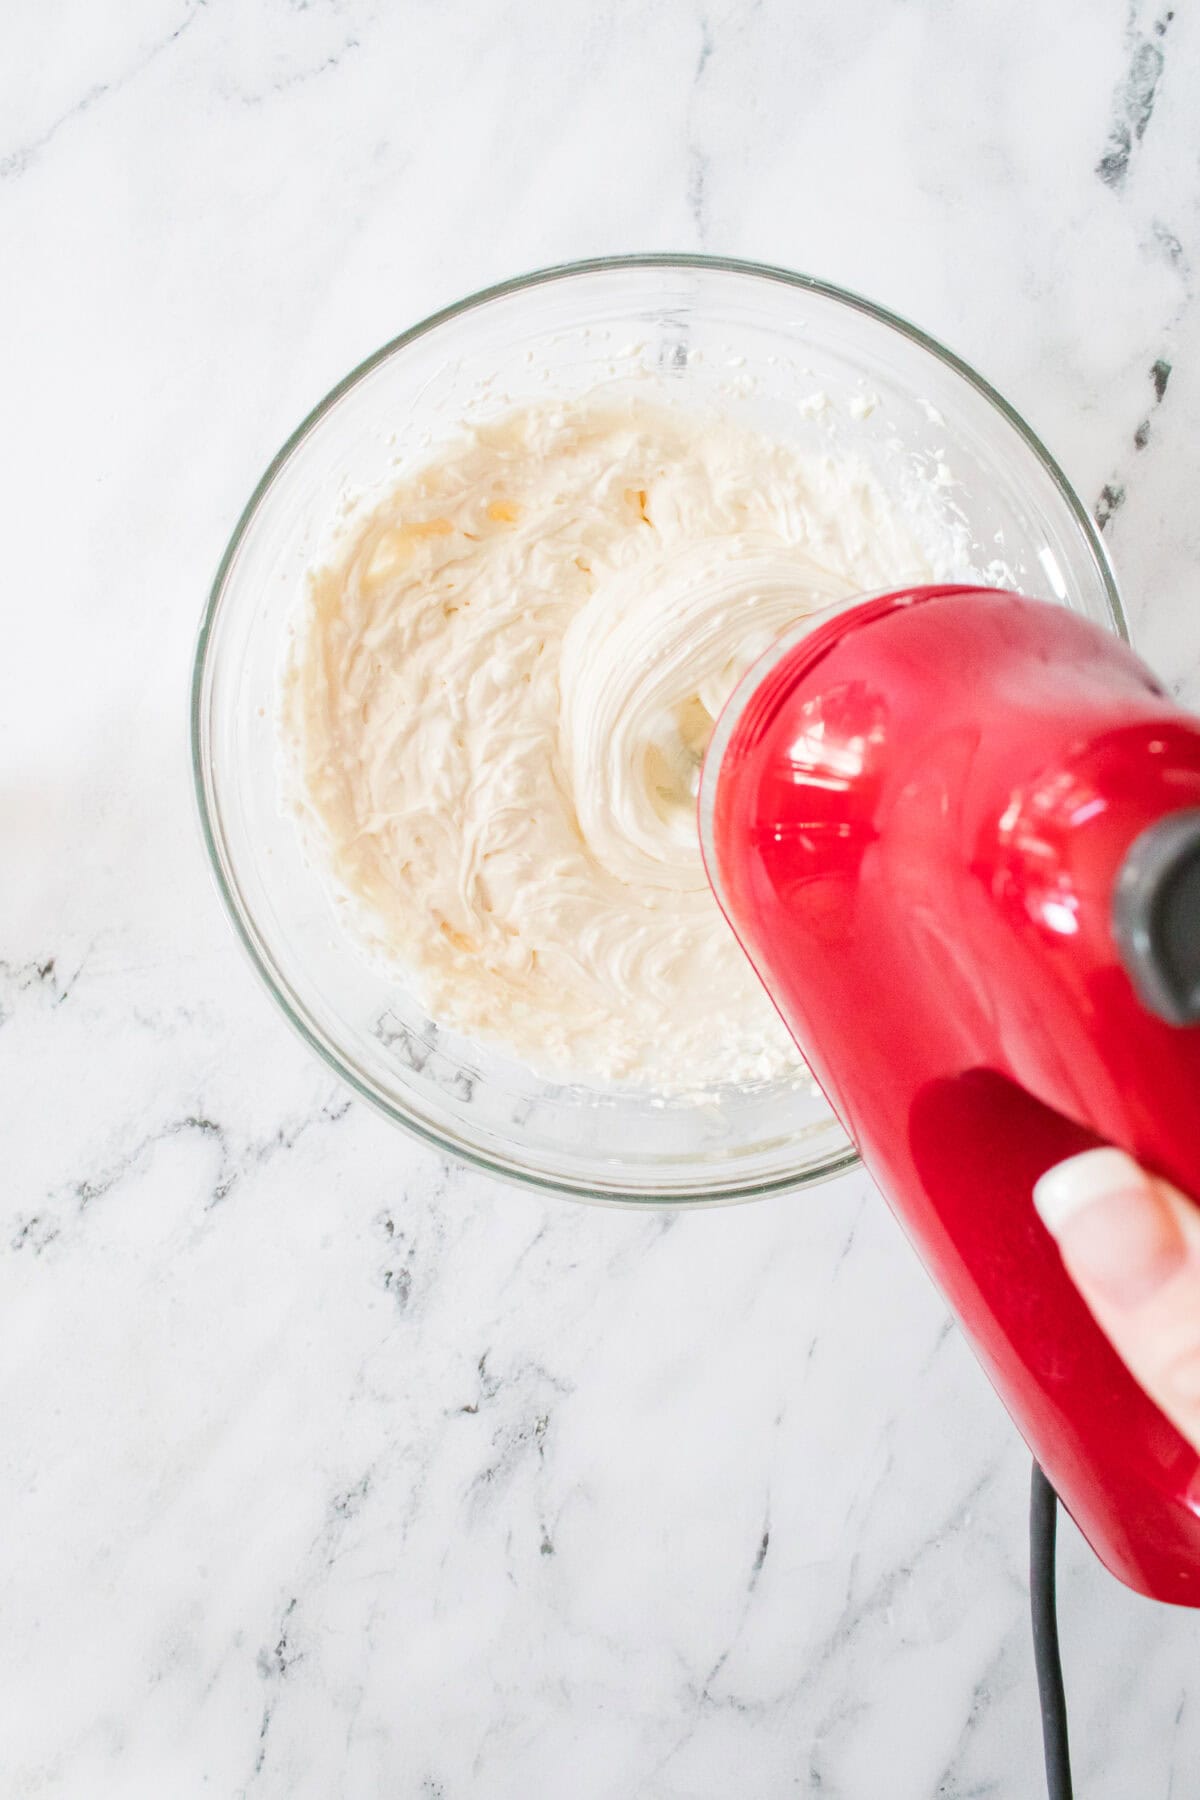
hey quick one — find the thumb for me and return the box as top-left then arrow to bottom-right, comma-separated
1034,1148 -> 1200,1456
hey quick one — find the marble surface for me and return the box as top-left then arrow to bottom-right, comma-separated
4,1 -> 1200,1793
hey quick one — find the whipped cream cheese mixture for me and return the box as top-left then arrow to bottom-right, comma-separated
282,394 -> 935,1089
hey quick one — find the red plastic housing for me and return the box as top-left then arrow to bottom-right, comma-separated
703,586 -> 1200,1604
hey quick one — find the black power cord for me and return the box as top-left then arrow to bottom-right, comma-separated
1030,1462 -> 1074,1799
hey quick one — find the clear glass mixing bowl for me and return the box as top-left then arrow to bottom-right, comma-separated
192,255 -> 1124,1205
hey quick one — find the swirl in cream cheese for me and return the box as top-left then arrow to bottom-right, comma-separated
282,395 -> 933,1089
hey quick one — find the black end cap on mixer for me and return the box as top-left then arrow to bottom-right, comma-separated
1114,808 -> 1200,1025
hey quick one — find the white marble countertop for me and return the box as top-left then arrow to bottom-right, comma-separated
5,1 -> 1200,1794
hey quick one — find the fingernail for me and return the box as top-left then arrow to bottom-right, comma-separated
1034,1148 -> 1146,1231
1034,1148 -> 1186,1310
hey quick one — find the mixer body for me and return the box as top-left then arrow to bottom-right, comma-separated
702,586 -> 1200,1604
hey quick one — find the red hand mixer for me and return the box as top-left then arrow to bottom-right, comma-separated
700,584 -> 1200,1610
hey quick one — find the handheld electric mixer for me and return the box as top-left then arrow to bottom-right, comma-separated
700,583 -> 1200,1786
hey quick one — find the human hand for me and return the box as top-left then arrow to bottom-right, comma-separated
1034,1148 -> 1200,1456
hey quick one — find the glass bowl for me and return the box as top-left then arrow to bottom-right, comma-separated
192,255 -> 1124,1205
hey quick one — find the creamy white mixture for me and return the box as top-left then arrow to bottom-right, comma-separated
282,395 -> 933,1089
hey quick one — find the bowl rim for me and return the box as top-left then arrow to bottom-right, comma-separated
191,252 -> 1126,1205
